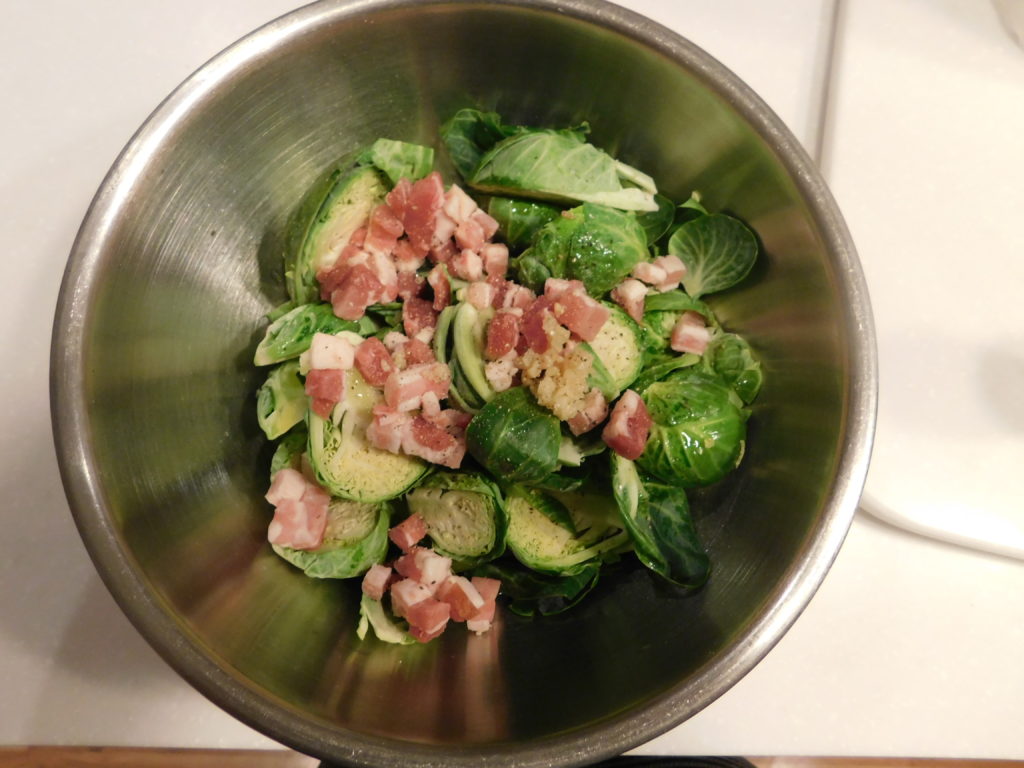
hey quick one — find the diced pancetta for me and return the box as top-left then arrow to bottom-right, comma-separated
403,415 -> 466,468
430,239 -> 457,265
354,337 -> 395,387
396,270 -> 426,301
388,513 -> 428,553
404,172 -> 445,257
395,547 -> 453,592
422,407 -> 472,433
442,184 -> 478,223
632,261 -> 668,286
305,368 -> 346,405
544,278 -> 585,300
265,467 -> 306,506
552,288 -> 609,342
267,497 -> 328,551
450,248 -> 484,282
308,332 -> 356,371
383,362 -> 450,412
389,578 -> 432,618
402,297 -> 437,340
485,357 -> 517,392
610,278 -> 647,323
436,575 -> 485,622
487,273 -> 509,308
520,296 -> 555,353
393,238 -> 424,273
405,599 -> 451,643
330,264 -> 384,321
466,576 -> 500,634
363,203 -> 404,257
427,264 -> 451,311
366,405 -> 412,454
471,209 -> 500,241
366,251 -> 399,303
476,244 -> 506,279
485,310 -> 521,360
651,254 -> 686,291
361,564 -> 392,601
466,280 -> 495,310
502,283 -> 536,311
403,338 -> 436,367
454,218 -> 486,252
567,388 -> 608,436
670,310 -> 711,355
385,178 -> 412,223
433,210 -> 457,249
602,389 -> 652,460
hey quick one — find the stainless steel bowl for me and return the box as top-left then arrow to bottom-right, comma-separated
50,1 -> 875,765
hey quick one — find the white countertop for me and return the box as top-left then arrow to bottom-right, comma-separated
2,0 -> 1023,759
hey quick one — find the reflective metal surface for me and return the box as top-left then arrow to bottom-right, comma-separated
50,1 -> 876,766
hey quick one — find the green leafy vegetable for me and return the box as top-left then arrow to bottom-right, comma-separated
406,472 -> 507,568
254,303 -> 362,366
439,108 -> 523,179
472,560 -> 601,617
273,499 -> 391,578
487,197 -> 562,248
466,387 -> 561,485
269,427 -> 307,478
508,485 -> 576,534
514,203 -> 649,296
582,303 -> 644,396
357,593 -> 415,645
357,138 -> 435,186
611,454 -> 710,588
469,130 -> 658,212
667,213 -> 758,298
256,361 -> 306,440
703,333 -> 763,404
630,352 -> 700,393
636,193 -> 676,245
637,369 -> 747,488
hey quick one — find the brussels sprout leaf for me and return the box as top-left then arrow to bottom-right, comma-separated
636,193 -> 676,245
473,560 -> 601,617
440,108 -> 524,179
256,361 -> 306,440
668,213 -> 758,298
487,197 -> 562,248
466,387 -> 561,484
704,333 -> 764,404
357,138 -> 434,186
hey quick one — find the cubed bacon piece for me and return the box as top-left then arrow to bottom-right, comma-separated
427,264 -> 451,311
397,270 -> 426,301
450,248 -> 484,282
454,218 -> 486,252
544,278 -> 585,300
520,296 -> 555,353
393,238 -> 424,273
402,297 -> 437,340
422,407 -> 473,432
364,203 -> 404,257
487,273 -> 509,308
330,264 -> 384,321
485,358 -> 517,392
567,388 -> 608,436
442,184 -> 478,223
361,563 -> 392,601
389,513 -> 428,553
486,309 -> 521,360
652,254 -> 686,291
436,575 -> 485,622
403,415 -> 466,468
503,283 -> 536,311
552,288 -> 609,342
305,368 -> 346,407
267,498 -> 327,550
367,251 -> 399,303
316,227 -> 368,299
602,389 -> 652,460
467,576 -> 500,634
384,362 -> 450,411
430,239 -> 457,265
433,210 -> 457,248
405,598 -> 451,643
404,172 -> 445,257
309,397 -> 335,419
670,310 -> 711,355
382,331 -> 409,353
632,261 -> 668,286
395,546 -> 453,591
420,391 -> 442,418
265,467 -> 306,506
386,178 -> 412,222
480,243 -> 509,277
389,578 -> 432,618
471,209 -> 500,241
467,280 -> 495,310
354,337 -> 395,387
610,278 -> 648,323
366,405 -> 412,454
308,332 -> 356,370
404,338 -> 436,367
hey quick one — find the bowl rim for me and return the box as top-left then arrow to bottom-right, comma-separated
50,0 -> 877,765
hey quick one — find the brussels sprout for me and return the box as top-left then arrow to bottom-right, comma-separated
406,472 -> 506,567
285,165 -> 388,304
357,138 -> 434,186
357,593 -> 415,645
469,130 -> 658,212
472,560 -> 600,617
514,203 -> 649,296
557,432 -> 606,468
273,498 -> 391,579
610,454 -> 710,588
667,213 -> 758,298
254,303 -> 364,366
639,291 -> 716,358
465,387 -> 561,485
636,369 -> 747,487
508,484 -> 576,532
452,301 -> 496,405
439,108 -> 523,180
487,197 -> 562,248
307,370 -> 428,502
703,333 -> 764,404
581,303 -> 643,397
269,427 -> 307,478
504,487 -> 629,573
256,361 -> 306,440
636,193 -> 676,246
630,352 -> 700,393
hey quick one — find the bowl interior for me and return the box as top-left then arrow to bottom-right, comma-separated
54,2 -> 871,765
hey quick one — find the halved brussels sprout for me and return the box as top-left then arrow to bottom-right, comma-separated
254,303 -> 364,366
269,427 -> 307,479
703,332 -> 763,404
406,471 -> 506,568
273,498 -> 391,579
636,369 -> 747,488
465,387 -> 561,485
582,303 -> 643,398
487,197 -> 562,248
256,361 -> 306,440
452,301 -> 495,405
